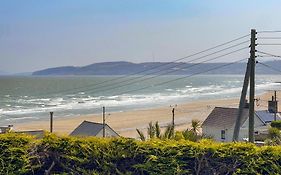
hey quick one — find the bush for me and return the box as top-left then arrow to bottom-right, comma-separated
1,133 -> 281,174
268,127 -> 281,139
0,133 -> 36,175
271,120 -> 281,130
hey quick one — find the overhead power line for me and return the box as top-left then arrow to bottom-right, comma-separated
27,34 -> 250,97
258,30 -> 281,33
256,50 -> 281,58
72,34 -> 249,88
75,44 -> 249,95
258,62 -> 281,74
73,46 -> 249,95
111,57 -> 247,96
258,37 -> 281,39
258,43 -> 281,46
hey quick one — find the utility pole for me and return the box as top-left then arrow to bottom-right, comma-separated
249,29 -> 256,143
172,108 -> 175,127
233,60 -> 251,141
50,112 -> 53,133
170,104 -> 177,127
274,90 -> 277,121
102,106 -> 105,138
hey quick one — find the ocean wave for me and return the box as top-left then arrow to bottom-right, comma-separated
1,77 -> 281,118
5,116 -> 39,121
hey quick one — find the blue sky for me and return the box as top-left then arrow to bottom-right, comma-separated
1,0 -> 281,73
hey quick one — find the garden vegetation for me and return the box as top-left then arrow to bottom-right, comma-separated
1,132 -> 281,174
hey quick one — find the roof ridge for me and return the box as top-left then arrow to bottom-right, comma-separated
83,120 -> 107,126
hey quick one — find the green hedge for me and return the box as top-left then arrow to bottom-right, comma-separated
1,133 -> 281,174
271,120 -> 281,130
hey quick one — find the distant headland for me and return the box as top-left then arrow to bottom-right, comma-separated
32,61 -> 281,76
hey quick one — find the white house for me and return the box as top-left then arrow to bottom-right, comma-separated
202,101 -> 281,142
70,120 -> 119,137
0,125 -> 13,133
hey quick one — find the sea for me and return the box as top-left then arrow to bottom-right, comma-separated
0,75 -> 280,126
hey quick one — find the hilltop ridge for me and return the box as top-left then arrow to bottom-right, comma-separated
32,60 -> 281,75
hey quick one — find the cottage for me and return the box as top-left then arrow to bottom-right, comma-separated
0,125 -> 13,133
202,107 -> 265,142
70,120 -> 119,137
16,130 -> 45,138
202,99 -> 281,142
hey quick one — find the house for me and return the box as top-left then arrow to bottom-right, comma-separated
0,124 -> 45,138
0,125 -> 13,133
202,99 -> 280,142
70,120 -> 119,137
16,130 -> 45,138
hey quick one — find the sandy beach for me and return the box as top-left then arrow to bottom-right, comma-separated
13,92 -> 280,138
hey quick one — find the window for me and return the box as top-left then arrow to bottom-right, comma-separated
221,130 -> 226,140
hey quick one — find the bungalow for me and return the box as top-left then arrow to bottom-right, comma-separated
0,125 -> 45,138
0,125 -> 13,133
202,99 -> 281,142
16,130 -> 45,138
70,120 -> 119,137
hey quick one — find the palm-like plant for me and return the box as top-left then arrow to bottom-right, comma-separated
147,122 -> 156,139
136,121 -> 175,140
136,129 -> 146,141
163,124 -> 174,139
136,119 -> 200,141
155,121 -> 161,139
191,119 -> 201,135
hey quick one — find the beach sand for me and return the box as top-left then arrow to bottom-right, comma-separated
14,92 -> 280,138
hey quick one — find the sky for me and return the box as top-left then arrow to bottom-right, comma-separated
1,0 -> 281,73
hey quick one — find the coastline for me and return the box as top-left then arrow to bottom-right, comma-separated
13,92 -> 278,138
14,98 -> 239,138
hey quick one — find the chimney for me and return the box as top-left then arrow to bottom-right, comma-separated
8,124 -> 13,130
4,125 -> 13,133
268,96 -> 278,113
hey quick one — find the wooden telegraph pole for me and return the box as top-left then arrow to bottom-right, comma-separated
50,112 -> 54,133
274,90 -> 277,121
102,106 -> 105,138
172,108 -> 175,127
233,61 -> 251,141
249,29 -> 256,143
170,104 -> 177,127
233,29 -> 256,143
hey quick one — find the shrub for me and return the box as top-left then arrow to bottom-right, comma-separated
1,133 -> 281,174
0,133 -> 36,175
271,120 -> 281,130
268,127 -> 281,139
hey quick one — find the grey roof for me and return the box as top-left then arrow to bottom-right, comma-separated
16,130 -> 45,138
202,107 -> 249,128
70,120 -> 119,137
255,110 -> 281,123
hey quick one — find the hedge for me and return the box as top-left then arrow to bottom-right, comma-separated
271,120 -> 281,130
0,133 -> 281,174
